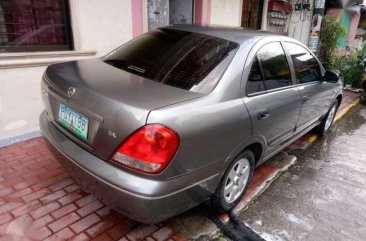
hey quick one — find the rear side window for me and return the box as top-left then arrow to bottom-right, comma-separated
257,42 -> 292,90
285,42 -> 321,84
246,42 -> 292,94
103,29 -> 238,94
247,57 -> 265,94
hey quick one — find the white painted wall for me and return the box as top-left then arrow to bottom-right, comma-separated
75,0 -> 133,56
210,0 -> 242,27
0,0 -> 134,141
0,67 -> 46,140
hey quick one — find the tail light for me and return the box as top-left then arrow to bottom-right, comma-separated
111,124 -> 180,174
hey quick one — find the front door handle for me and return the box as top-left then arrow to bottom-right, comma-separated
257,109 -> 270,120
302,96 -> 310,103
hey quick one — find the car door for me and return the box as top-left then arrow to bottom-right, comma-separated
243,41 -> 302,154
283,42 -> 332,130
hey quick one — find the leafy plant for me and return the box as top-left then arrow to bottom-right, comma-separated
318,16 -> 346,69
333,52 -> 364,86
357,42 -> 366,58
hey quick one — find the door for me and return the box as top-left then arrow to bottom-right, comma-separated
284,42 -> 332,130
169,0 -> 193,25
148,0 -> 169,31
148,0 -> 193,31
241,0 -> 263,29
243,42 -> 302,152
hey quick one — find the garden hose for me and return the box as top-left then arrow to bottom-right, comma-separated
204,208 -> 266,241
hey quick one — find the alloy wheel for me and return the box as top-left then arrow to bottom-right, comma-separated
325,104 -> 337,131
224,158 -> 251,203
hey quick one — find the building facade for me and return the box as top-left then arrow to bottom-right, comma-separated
0,0 -> 365,143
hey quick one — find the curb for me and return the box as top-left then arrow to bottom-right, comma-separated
219,154 -> 297,223
334,98 -> 361,123
0,131 -> 42,148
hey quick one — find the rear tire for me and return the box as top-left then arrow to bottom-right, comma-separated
211,150 -> 255,213
314,100 -> 339,136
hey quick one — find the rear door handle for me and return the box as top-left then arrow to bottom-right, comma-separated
302,96 -> 310,103
257,109 -> 270,120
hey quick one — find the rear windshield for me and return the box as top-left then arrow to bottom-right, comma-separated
103,29 -> 238,94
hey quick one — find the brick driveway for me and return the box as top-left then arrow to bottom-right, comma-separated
0,138 -> 189,241
0,137 -> 278,241
0,90 -> 360,241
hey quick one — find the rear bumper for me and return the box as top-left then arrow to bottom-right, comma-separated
39,111 -> 220,223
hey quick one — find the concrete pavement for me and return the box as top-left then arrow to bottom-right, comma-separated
228,105 -> 366,241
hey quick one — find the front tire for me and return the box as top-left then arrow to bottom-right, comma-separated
315,100 -> 339,136
211,150 -> 255,212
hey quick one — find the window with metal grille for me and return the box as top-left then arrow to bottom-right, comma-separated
0,0 -> 73,52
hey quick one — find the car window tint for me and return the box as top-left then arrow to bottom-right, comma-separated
247,57 -> 265,94
103,29 -> 238,94
257,42 -> 292,90
285,42 -> 321,84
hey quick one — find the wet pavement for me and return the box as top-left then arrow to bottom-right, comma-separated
236,104 -> 366,241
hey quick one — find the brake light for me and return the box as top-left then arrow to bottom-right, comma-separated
111,124 -> 179,174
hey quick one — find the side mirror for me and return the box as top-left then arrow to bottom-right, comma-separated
323,70 -> 339,83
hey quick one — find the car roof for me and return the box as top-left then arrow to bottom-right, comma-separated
162,25 -> 280,44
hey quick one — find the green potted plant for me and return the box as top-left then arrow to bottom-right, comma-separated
318,16 -> 346,70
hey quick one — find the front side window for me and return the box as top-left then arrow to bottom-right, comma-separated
285,42 -> 321,84
103,29 -> 238,94
257,42 -> 292,90
0,0 -> 73,52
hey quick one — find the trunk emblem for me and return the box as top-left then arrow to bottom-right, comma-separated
108,131 -> 117,139
67,87 -> 76,97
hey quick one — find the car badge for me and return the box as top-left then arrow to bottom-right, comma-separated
108,130 -> 117,139
67,87 -> 76,97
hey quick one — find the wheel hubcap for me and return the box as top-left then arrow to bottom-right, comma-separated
224,158 -> 250,203
325,105 -> 336,131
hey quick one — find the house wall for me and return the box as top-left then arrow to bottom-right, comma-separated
326,8 -> 361,53
338,11 -> 351,49
0,0 -> 134,141
0,67 -> 46,141
210,0 -> 242,27
260,0 -> 313,46
348,13 -> 361,49
354,28 -> 366,50
76,0 -> 133,56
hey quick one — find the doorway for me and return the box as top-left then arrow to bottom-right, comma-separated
241,0 -> 264,29
148,0 -> 194,31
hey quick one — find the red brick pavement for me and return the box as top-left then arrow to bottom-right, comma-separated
0,136 -> 290,241
0,138 -> 188,241
339,90 -> 359,110
0,90 -> 359,241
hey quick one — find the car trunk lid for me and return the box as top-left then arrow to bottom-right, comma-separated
43,58 -> 202,160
